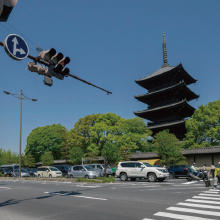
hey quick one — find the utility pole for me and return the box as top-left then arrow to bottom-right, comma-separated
3,89 -> 37,178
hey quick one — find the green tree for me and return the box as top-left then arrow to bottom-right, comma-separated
41,151 -> 54,166
23,154 -> 36,167
69,146 -> 84,165
67,114 -> 100,152
101,142 -> 120,176
153,130 -> 185,166
115,118 -> 152,160
0,148 -> 18,165
25,124 -> 67,162
184,99 -> 220,148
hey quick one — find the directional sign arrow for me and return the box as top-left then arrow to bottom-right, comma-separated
12,37 -> 25,56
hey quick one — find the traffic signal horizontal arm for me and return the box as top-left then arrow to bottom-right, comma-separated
0,42 -> 112,94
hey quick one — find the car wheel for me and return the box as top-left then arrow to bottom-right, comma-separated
85,175 -> 89,179
147,173 -> 157,182
49,174 -> 52,178
120,172 -> 128,181
70,175 -> 74,178
38,174 -> 41,178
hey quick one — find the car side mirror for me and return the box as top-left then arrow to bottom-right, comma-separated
141,165 -> 145,168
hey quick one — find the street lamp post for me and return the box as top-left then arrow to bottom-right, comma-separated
3,89 -> 37,178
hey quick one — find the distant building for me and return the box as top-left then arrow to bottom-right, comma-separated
134,33 -> 199,139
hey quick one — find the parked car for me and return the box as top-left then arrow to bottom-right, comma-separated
85,164 -> 113,177
0,167 -> 13,177
68,165 -> 99,179
12,168 -> 31,177
26,168 -> 37,177
0,164 -> 19,176
36,166 -> 62,178
168,165 -> 191,178
116,161 -> 169,182
53,165 -> 70,177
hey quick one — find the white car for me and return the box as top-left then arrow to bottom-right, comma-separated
37,166 -> 62,178
116,161 -> 169,182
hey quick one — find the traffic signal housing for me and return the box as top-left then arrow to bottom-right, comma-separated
0,0 -> 18,22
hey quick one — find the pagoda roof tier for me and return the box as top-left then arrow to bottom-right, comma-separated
148,119 -> 186,139
134,99 -> 195,121
135,81 -> 199,105
135,64 -> 197,91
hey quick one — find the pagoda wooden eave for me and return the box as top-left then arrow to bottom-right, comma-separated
148,119 -> 185,130
135,63 -> 197,90
134,99 -> 195,121
148,119 -> 186,139
135,81 -> 199,105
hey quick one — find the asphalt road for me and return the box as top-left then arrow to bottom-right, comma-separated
0,178 -> 219,220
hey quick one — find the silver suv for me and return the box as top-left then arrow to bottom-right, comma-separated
68,165 -> 99,179
86,164 -> 113,176
116,161 -> 169,182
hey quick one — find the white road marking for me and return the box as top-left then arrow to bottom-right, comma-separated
142,218 -> 155,220
178,202 -> 220,210
44,192 -> 107,201
72,195 -> 107,200
0,186 -> 11,190
154,212 -> 215,220
209,189 -> 220,192
199,193 -> 220,197
186,199 -> 220,205
167,206 -> 220,216
76,185 -> 101,188
202,191 -> 219,194
182,181 -> 198,185
193,196 -> 220,200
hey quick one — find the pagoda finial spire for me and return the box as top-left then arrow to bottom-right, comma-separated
162,32 -> 169,67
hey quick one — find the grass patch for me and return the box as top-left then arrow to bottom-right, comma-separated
76,176 -> 115,183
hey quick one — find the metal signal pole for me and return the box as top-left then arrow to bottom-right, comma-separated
3,89 -> 37,178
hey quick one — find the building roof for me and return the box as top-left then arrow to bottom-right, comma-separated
148,119 -> 185,130
130,152 -> 159,159
129,146 -> 220,160
182,146 -> 220,155
135,64 -> 197,90
135,81 -> 199,105
134,99 -> 195,121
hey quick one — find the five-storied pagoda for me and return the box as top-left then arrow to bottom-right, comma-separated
134,34 -> 199,139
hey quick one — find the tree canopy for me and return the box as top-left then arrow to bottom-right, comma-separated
184,99 -> 220,148
25,124 -> 67,161
154,130 -> 185,166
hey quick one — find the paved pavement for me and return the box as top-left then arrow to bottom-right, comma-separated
0,178 -> 219,220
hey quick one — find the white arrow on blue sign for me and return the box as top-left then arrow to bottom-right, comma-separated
4,34 -> 29,61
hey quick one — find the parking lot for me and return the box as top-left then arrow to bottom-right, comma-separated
0,178 -> 219,220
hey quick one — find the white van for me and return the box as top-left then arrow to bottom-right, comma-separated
116,161 -> 169,182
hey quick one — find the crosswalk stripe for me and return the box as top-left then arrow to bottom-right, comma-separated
193,196 -> 220,200
154,212 -> 216,220
167,206 -> 220,216
202,191 -> 219,194
209,189 -> 220,192
199,193 -> 220,197
178,202 -> 220,210
186,199 -> 220,205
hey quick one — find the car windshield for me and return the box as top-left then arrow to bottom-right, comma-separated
50,167 -> 59,171
101,165 -> 111,169
84,165 -> 93,171
143,162 -> 153,167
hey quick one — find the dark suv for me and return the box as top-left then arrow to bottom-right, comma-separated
168,165 -> 191,178
53,165 -> 70,177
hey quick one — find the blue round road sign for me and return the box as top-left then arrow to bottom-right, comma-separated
4,34 -> 29,61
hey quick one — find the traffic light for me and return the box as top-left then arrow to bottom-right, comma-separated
54,56 -> 70,76
0,0 -> 18,22
39,48 -> 56,63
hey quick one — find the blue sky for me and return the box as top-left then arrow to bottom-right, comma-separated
0,0 -> 219,153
